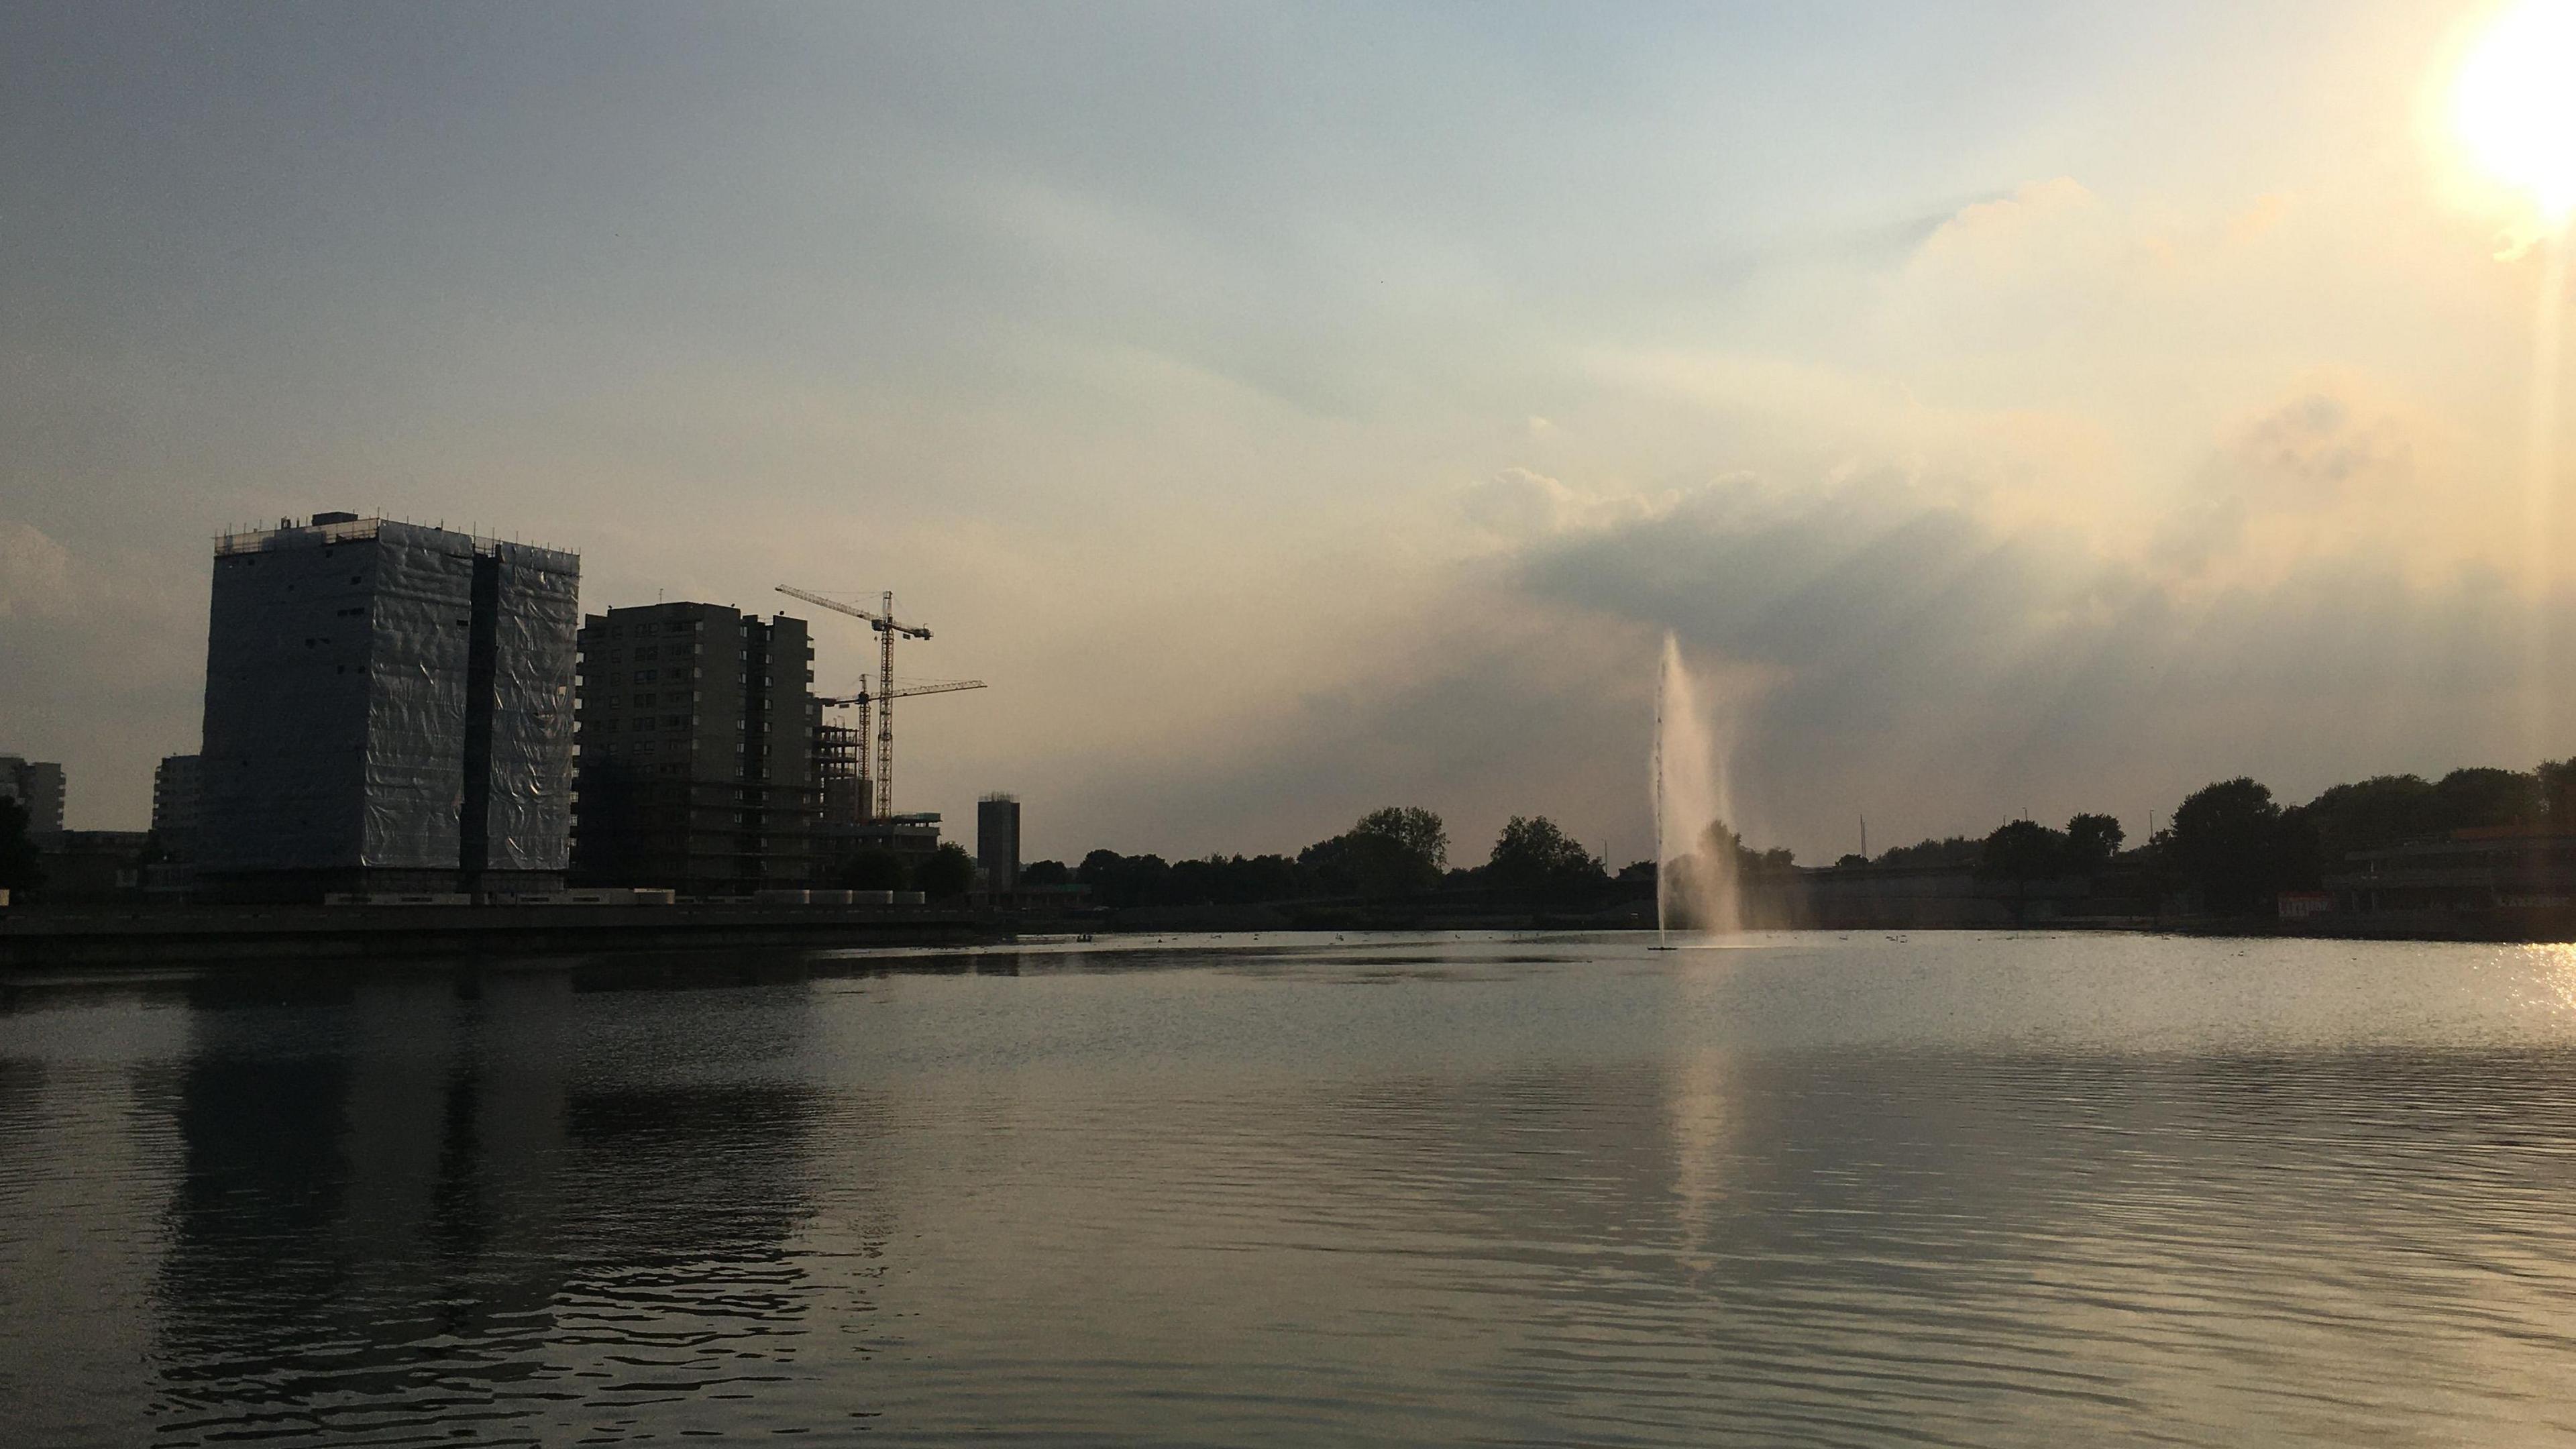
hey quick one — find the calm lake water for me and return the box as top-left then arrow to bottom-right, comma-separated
5,930 -> 2576,1446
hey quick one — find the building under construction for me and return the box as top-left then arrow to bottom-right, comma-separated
195,514 -> 580,900
782,585 -> 983,885
811,710 -> 947,881
569,602 -> 819,895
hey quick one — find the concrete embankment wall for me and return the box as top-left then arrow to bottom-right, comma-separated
0,903 -> 989,969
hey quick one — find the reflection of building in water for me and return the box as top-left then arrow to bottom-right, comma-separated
0,1041 -> 180,1445
150,968 -> 847,1441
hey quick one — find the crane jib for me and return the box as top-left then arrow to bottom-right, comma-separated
775,582 -> 969,819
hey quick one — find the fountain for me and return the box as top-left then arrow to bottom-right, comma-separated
1652,632 -> 1742,938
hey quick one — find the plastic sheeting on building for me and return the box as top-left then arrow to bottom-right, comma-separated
476,541 -> 580,872
197,517 -> 579,885
359,522 -> 476,869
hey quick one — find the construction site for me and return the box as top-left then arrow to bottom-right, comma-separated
564,583 -> 992,900
1,513 -> 1043,962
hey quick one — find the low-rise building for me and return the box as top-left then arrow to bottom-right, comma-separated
152,753 -> 203,859
36,830 -> 151,903
0,756 -> 66,841
814,812 -> 942,888
2325,826 -> 2576,916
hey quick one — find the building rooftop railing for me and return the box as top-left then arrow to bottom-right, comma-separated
214,515 -> 576,565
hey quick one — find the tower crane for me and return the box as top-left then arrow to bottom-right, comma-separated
813,678 -> 987,820
777,585 -> 953,819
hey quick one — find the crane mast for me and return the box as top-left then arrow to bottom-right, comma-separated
812,678 -> 987,821
874,591 -> 897,820
776,584 -> 941,818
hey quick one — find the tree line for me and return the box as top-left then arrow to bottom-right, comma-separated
1034,806 -> 1642,910
2151,763 -> 2576,915
1849,760 -> 2576,918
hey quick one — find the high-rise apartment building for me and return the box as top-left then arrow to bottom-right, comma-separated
570,602 -> 818,895
151,753 -> 203,859
977,793 -> 1020,894
0,756 -> 66,839
197,514 -> 580,900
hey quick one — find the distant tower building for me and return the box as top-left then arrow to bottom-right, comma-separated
0,756 -> 66,839
151,753 -> 203,859
977,793 -> 1020,894
197,513 -> 580,900
570,602 -> 818,895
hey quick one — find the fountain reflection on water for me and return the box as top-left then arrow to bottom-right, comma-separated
1652,632 -> 1743,940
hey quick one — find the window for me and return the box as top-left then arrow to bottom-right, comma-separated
633,693 -> 656,707
665,715 -> 688,728
634,646 -> 657,661
637,669 -> 657,682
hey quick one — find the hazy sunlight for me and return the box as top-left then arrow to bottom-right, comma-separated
2456,0 -> 2576,221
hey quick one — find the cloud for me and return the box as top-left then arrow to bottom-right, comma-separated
1459,467 -> 1670,541
1499,469 -> 2568,858
1038,586 -> 1661,864
0,522 -> 71,619
2230,388 -> 2415,499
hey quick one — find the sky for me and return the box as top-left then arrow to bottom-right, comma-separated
4,0 -> 2572,865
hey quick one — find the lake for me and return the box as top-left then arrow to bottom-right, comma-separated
5,930 -> 2575,1446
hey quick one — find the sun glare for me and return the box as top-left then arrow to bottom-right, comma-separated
2455,0 -> 2576,222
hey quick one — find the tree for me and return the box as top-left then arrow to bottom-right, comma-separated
2168,777 -> 2289,916
1020,859 -> 1071,887
0,798 -> 43,897
1875,836 -> 1982,869
1352,806 -> 1448,875
2431,767 -> 2540,832
1981,820 -> 2064,879
1295,833 -> 1381,897
1487,815 -> 1603,892
840,847 -> 908,892
2064,813 -> 2124,870
2303,774 -> 2438,861
1979,819 -> 2067,921
1077,849 -> 1175,908
2540,759 -> 2576,826
917,843 -> 975,900
1301,806 -> 1447,898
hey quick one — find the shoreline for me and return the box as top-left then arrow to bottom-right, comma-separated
0,901 -> 994,969
6,901 -> 2571,970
